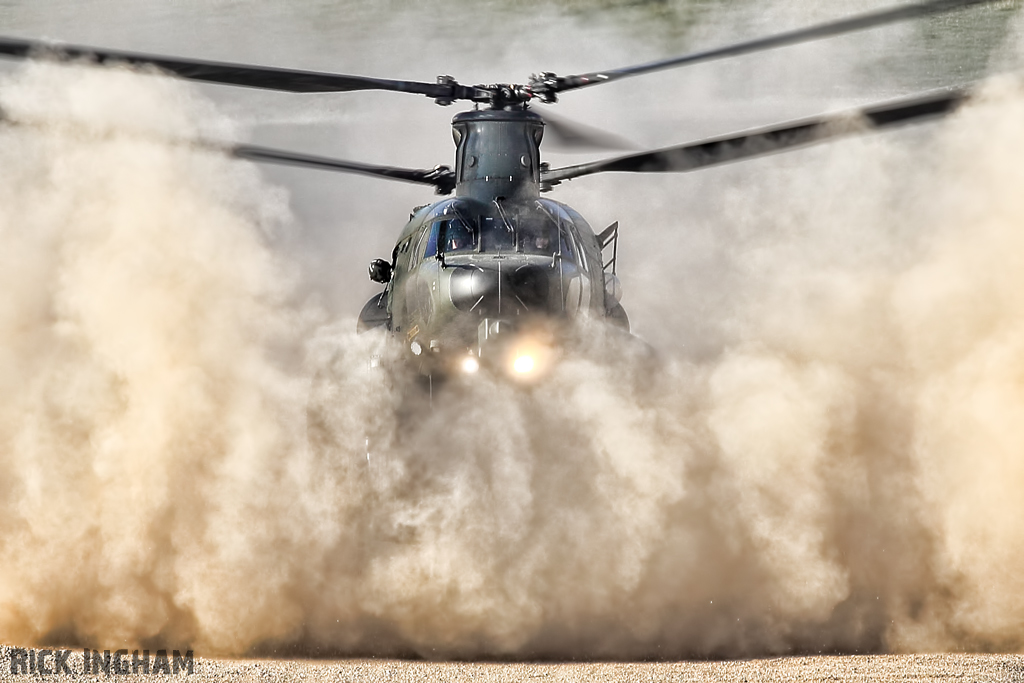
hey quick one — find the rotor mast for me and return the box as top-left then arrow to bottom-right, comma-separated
451,108 -> 544,202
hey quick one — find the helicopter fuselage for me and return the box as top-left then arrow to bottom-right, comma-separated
359,108 -> 627,377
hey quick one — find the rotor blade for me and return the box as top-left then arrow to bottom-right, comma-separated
0,106 -> 456,193
541,88 -> 968,185
228,144 -> 456,193
0,35 -> 481,99
539,110 -> 636,153
545,0 -> 996,96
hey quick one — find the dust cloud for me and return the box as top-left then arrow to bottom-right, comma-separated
2,40 -> 1024,660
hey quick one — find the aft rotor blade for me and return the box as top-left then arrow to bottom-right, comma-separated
545,0 -> 996,96
541,89 -> 968,184
540,109 -> 635,152
0,36 -> 479,99
229,144 -> 456,193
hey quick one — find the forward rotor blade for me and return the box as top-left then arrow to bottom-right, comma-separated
0,106 -> 456,193
545,0 -> 996,96
0,36 -> 479,99
541,88 -> 968,185
228,144 -> 455,193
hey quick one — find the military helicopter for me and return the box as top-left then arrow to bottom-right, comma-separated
0,0 -> 996,380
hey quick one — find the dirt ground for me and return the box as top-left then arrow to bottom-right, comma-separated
1,648 -> 1023,683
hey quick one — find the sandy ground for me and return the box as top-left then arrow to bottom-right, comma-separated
1,648 -> 1022,682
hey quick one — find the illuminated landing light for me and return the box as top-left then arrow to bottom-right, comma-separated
513,355 -> 535,374
461,355 -> 480,374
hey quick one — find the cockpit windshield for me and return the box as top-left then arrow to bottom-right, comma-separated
442,218 -> 476,253
429,199 -> 578,261
515,216 -> 557,255
479,217 -> 515,252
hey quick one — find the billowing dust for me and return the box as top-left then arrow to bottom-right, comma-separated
2,54 -> 1024,659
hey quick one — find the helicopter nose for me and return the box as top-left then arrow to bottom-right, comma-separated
508,264 -> 549,309
449,265 -> 500,312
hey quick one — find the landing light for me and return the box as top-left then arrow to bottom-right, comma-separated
513,355 -> 535,374
461,355 -> 480,374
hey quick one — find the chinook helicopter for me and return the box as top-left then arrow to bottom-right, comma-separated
0,0 -> 997,380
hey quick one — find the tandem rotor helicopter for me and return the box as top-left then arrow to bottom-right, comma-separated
0,0 -> 1000,380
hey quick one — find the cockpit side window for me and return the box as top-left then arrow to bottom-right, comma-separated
421,220 -> 441,259
559,229 -> 577,263
566,225 -> 589,272
393,237 -> 414,275
561,208 -> 593,273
